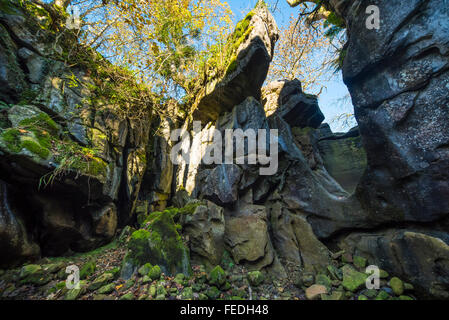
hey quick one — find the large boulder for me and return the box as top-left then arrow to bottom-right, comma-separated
224,206 -> 274,270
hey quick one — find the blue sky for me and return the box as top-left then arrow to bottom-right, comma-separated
227,0 -> 355,132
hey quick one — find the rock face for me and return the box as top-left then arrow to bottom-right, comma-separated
192,2 -> 279,122
0,2 -> 152,266
316,124 -> 366,193
334,0 -> 449,225
324,0 -> 449,298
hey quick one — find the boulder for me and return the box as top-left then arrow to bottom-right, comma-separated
122,210 -> 191,278
0,24 -> 27,103
0,180 -> 40,268
199,164 -> 242,205
224,211 -> 273,269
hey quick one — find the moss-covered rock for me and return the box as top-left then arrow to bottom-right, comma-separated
209,266 -> 226,286
148,284 -> 157,298
181,287 -> 194,300
19,264 -> 51,286
122,211 -> 191,277
88,273 -> 114,291
98,283 -> 115,294
315,274 -> 332,290
138,263 -> 153,276
156,284 -> 167,297
247,271 -> 264,287
105,267 -> 121,280
80,260 -> 96,279
120,292 -> 135,300
353,256 -> 367,269
149,265 -> 162,280
375,290 -> 390,300
389,277 -> 404,296
206,286 -> 221,299
19,264 -> 42,279
341,265 -> 368,292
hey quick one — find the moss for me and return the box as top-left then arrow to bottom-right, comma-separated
19,112 -> 59,136
141,202 -> 201,227
126,213 -> 191,277
18,0 -> 53,30
247,271 -> 264,287
149,265 -> 161,280
341,265 -> 368,292
2,128 -> 22,152
138,263 -> 153,276
389,277 -> 404,296
21,138 -> 50,159
79,260 -> 96,280
18,89 -> 39,105
225,57 -> 238,77
209,266 -> 226,286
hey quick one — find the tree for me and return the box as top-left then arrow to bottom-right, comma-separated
266,12 -> 333,94
52,0 -> 234,101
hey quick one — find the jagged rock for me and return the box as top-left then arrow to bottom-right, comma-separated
140,118 -> 173,211
316,124 -> 366,193
262,79 -> 324,129
339,229 -> 449,299
182,200 -> 225,267
192,2 -> 278,122
321,0 -> 449,298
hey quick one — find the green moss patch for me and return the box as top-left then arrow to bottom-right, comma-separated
124,210 -> 192,277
